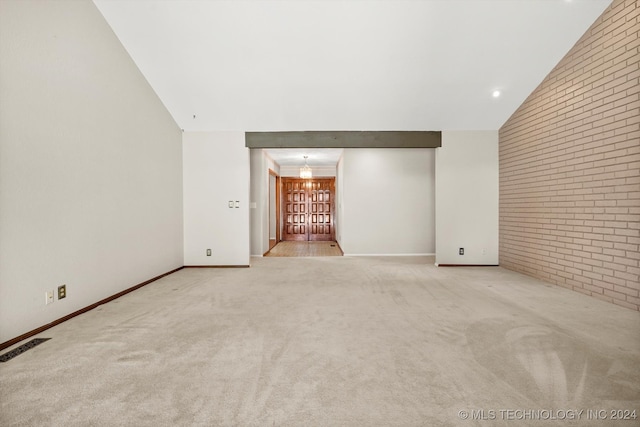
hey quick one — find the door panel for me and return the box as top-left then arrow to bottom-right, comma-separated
282,179 -> 308,241
281,178 -> 335,242
308,180 -> 334,241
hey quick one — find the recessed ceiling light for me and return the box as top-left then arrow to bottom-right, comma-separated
492,90 -> 501,98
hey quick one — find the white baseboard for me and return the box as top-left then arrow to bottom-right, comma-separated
344,253 -> 435,257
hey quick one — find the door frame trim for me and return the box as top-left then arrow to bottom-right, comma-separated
268,169 -> 280,247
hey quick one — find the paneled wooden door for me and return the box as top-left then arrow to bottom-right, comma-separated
281,178 -> 335,242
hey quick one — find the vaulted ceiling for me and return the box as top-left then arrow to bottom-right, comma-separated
94,0 -> 611,133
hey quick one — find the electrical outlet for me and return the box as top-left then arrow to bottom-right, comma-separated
459,248 -> 464,255
45,291 -> 54,305
58,285 -> 66,300
206,249 -> 212,256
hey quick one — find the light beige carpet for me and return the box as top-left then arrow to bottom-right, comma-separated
1,256 -> 639,426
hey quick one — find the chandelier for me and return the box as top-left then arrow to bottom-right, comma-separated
299,155 -> 312,179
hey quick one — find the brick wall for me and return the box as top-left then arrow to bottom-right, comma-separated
499,0 -> 639,310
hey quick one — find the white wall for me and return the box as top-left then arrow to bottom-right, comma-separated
183,132 -> 250,265
435,131 -> 499,265
336,154 -> 345,247
249,149 -> 280,256
0,0 -> 183,344
341,149 -> 435,255
249,149 -> 266,256
269,174 -> 276,240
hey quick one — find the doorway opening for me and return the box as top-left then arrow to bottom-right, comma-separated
252,147 -> 345,258
281,177 -> 335,242
268,169 -> 279,251
266,176 -> 342,257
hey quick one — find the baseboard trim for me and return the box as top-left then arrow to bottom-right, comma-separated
344,253 -> 435,257
437,264 -> 499,267
334,241 -> 345,256
0,266 -> 184,352
184,265 -> 250,268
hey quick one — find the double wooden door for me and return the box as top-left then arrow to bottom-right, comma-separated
281,178 -> 335,241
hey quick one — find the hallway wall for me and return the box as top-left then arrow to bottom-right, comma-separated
336,154 -> 345,247
249,149 -> 279,256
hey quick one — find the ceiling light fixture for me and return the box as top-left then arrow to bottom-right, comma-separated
300,155 -> 312,179
492,90 -> 501,98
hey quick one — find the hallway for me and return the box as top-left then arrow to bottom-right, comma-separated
265,241 -> 343,257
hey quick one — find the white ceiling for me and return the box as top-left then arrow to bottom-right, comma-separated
93,0 -> 611,133
264,148 -> 344,166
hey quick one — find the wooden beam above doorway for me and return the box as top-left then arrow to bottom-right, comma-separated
245,131 -> 441,149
